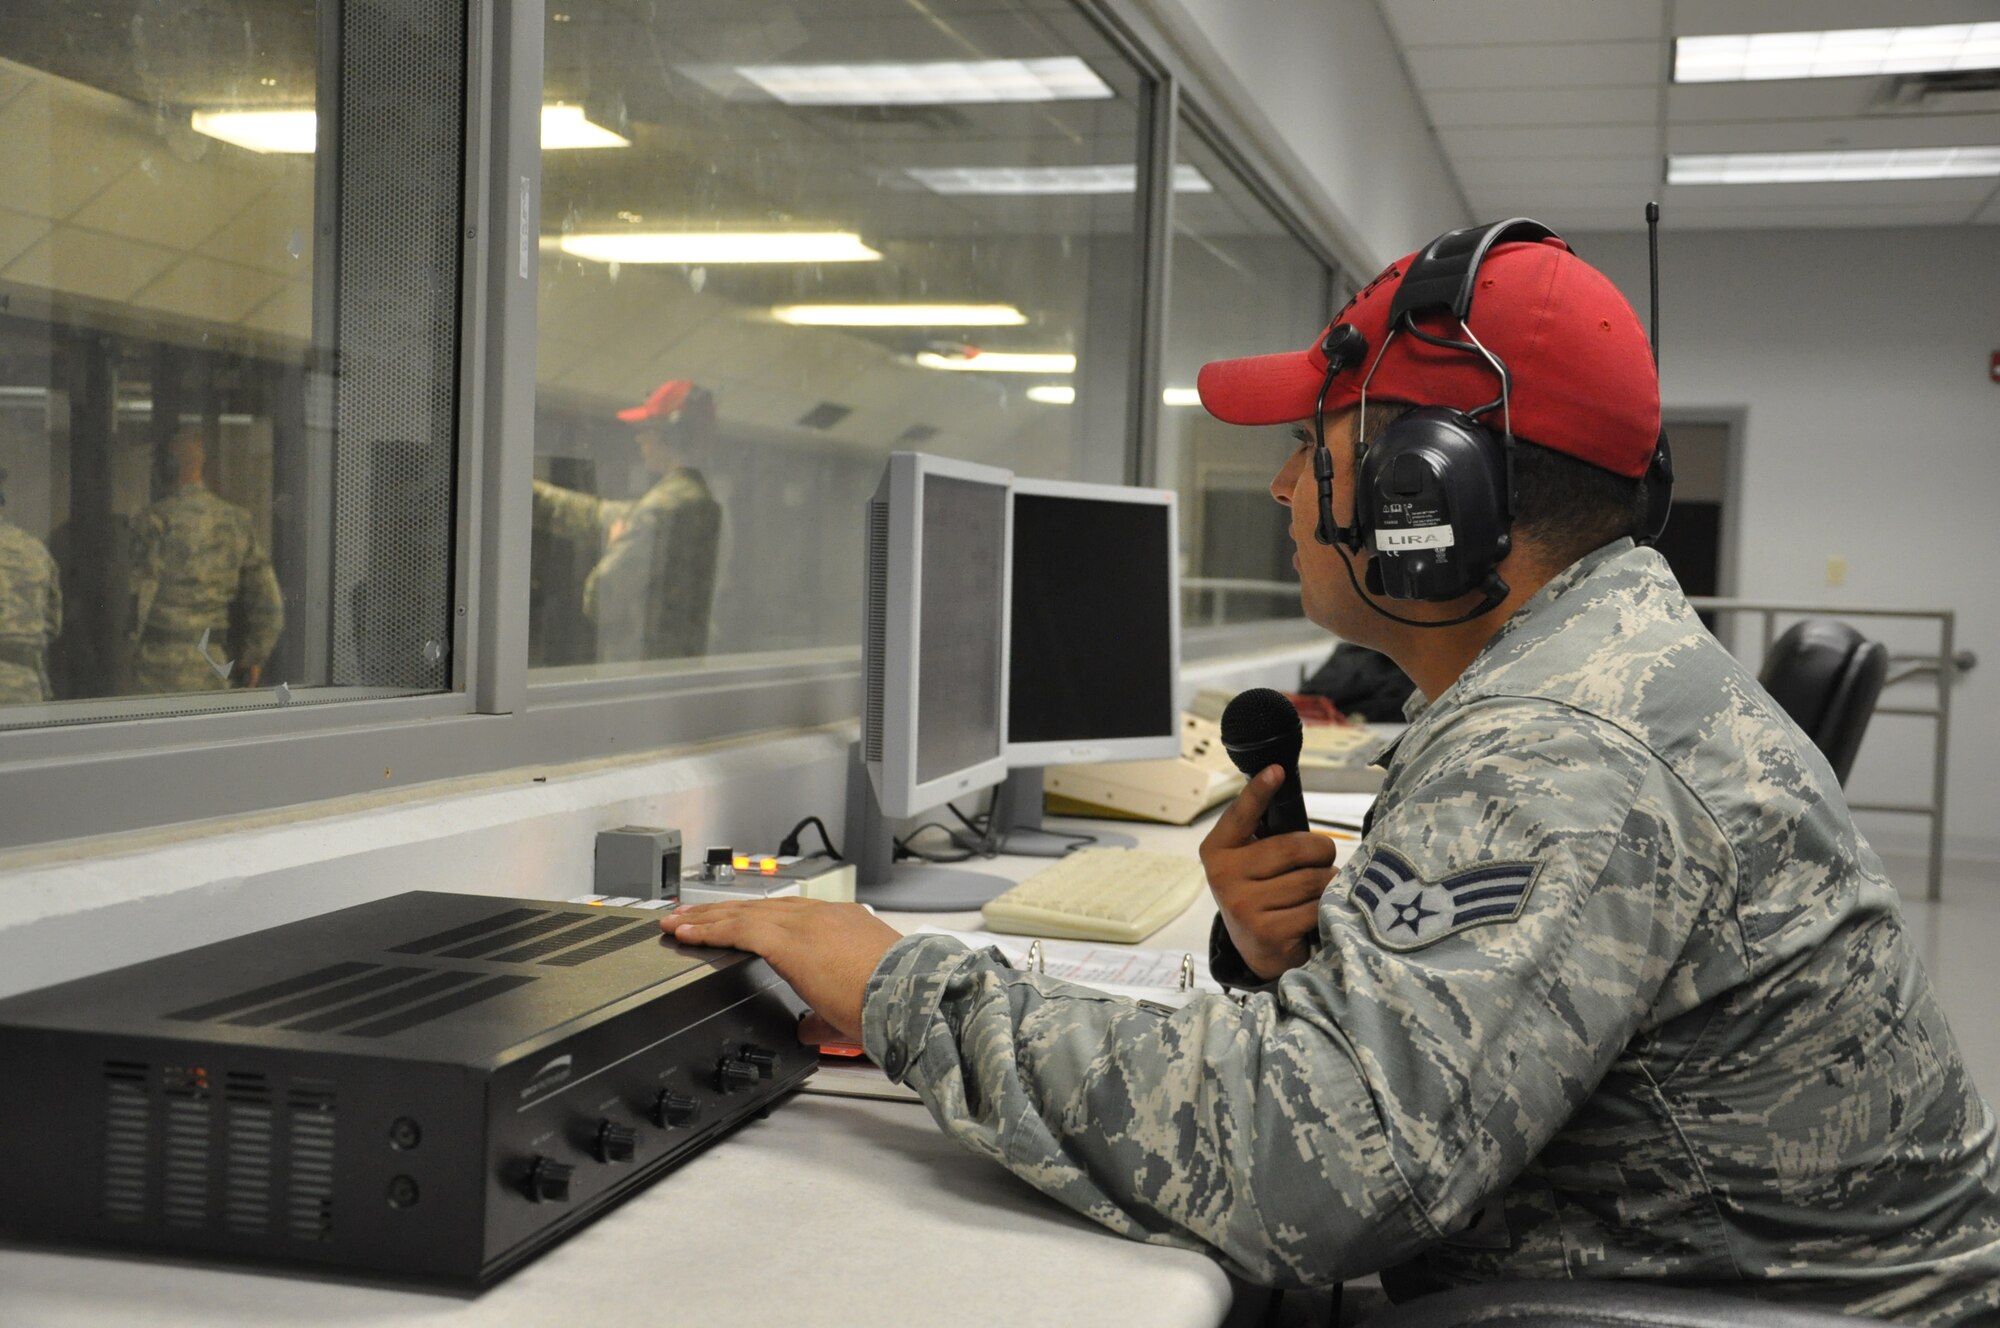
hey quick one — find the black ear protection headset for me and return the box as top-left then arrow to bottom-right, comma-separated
1307,216 -> 1674,629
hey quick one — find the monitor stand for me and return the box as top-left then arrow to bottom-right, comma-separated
953,767 -> 1139,858
843,745 -> 1018,912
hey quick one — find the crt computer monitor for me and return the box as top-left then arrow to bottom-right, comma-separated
847,451 -> 1020,910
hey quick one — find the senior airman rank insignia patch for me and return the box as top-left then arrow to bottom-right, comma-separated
1350,847 -> 1540,951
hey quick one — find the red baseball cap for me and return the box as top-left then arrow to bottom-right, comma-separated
617,379 -> 696,424
1196,236 -> 1660,477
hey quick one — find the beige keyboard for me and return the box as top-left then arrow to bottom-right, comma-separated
981,847 -> 1209,944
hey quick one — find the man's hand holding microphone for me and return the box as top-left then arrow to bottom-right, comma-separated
1198,688 -> 1339,982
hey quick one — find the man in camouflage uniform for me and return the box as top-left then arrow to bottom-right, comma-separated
532,380 -> 722,662
0,467 -> 61,704
654,235 -> 2000,1323
129,431 -> 284,692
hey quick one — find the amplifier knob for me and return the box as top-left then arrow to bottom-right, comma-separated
524,1156 -> 574,1203
651,1090 -> 700,1128
716,1058 -> 760,1092
739,1045 -> 777,1078
596,1119 -> 638,1163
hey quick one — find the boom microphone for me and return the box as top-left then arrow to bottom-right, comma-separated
1219,688 -> 1311,839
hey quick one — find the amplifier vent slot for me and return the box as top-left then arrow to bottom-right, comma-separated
542,919 -> 662,967
388,906 -> 543,955
162,1067 -> 213,1229
283,969 -> 477,1034
436,912 -> 587,960
284,1079 -> 336,1242
489,913 -> 627,964
344,974 -> 536,1037
225,966 -> 429,1028
223,1072 -> 274,1236
100,1061 -> 150,1224
164,963 -> 375,1024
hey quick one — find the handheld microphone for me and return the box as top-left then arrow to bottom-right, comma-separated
1219,688 -> 1310,839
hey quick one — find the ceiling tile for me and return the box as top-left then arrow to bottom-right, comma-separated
1425,86 -> 1659,128
1650,204 -> 1973,227
1455,156 -> 1664,188
130,257 -> 286,326
1975,186 -> 2000,224
1470,185 -> 1663,215
197,177 -> 316,276
71,150 -> 269,254
1667,80 -> 1885,125
238,282 -> 312,343
1381,0 -> 1664,48
1489,206 -> 1655,231
1,227 -> 178,304
1666,113 -> 2000,153
1407,40 -> 1661,91
1440,124 -> 1660,160
0,208 -> 49,270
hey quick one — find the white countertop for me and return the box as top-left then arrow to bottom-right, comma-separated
0,813 -> 1241,1328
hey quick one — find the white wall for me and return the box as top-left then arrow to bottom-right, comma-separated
1574,227 -> 2000,878
1132,0 -> 1471,271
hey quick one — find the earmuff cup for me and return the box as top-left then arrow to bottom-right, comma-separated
1639,432 -> 1674,546
1356,407 -> 1513,603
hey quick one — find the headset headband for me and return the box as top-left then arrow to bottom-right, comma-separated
1390,218 -> 1561,324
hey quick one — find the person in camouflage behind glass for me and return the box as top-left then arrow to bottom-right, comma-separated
532,379 -> 721,662
0,467 -> 61,704
129,431 -> 283,693
650,233 -> 2000,1323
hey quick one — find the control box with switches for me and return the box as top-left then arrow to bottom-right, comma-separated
0,892 -> 810,1285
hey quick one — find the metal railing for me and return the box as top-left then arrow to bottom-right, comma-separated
1182,577 -> 1299,628
1180,581 -> 1970,900
1687,599 -> 1969,902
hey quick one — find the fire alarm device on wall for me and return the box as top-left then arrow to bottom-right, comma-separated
1989,351 -> 1999,384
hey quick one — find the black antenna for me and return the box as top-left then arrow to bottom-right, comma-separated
1645,200 -> 1661,370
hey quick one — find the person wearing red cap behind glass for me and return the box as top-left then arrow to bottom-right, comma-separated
650,225 -> 2000,1324
534,380 -> 722,662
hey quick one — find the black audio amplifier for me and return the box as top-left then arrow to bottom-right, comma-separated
0,891 -> 811,1285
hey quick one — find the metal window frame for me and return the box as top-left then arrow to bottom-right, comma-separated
0,0 -> 1354,852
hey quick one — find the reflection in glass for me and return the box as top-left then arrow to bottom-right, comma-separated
1160,120 -> 1336,628
0,0 -> 467,726
531,0 -> 1152,674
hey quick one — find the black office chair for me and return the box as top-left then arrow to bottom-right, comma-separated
1363,1281 -> 1881,1327
1757,619 -> 1889,787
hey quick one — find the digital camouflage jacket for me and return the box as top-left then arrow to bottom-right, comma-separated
861,540 -> 2000,1324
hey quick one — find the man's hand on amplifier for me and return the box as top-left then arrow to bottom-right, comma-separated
661,899 -> 900,1043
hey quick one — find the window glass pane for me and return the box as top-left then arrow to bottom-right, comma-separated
1160,121 -> 1332,629
533,0 -> 1149,676
0,0 -> 466,729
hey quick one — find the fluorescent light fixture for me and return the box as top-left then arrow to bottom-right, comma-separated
771,303 -> 1025,327
190,103 -> 630,153
1675,23 -> 2000,82
915,350 -> 1076,374
735,57 -> 1111,105
1161,387 -> 1202,407
907,164 -> 1213,195
540,103 -> 630,149
1026,385 -> 1076,405
190,108 -> 318,154
558,231 -> 882,264
1668,147 -> 2000,184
